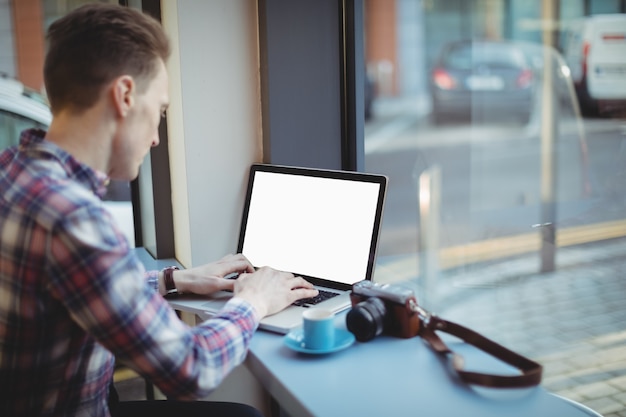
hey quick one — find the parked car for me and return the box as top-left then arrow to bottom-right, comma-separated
560,14 -> 626,116
0,74 -> 51,149
430,40 -> 535,124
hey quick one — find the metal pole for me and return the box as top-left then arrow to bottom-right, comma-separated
418,165 -> 441,310
539,0 -> 559,272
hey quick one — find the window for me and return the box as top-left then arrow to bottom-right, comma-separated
361,1 -> 625,415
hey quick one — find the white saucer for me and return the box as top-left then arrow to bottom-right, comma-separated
284,328 -> 355,354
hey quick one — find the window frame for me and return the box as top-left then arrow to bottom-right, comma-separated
140,0 -> 364,259
124,0 -> 175,258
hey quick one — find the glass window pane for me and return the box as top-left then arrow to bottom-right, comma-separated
363,1 -> 625,415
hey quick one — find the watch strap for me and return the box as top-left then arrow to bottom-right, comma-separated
163,266 -> 180,298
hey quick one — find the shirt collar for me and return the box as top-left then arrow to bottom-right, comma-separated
19,128 -> 110,199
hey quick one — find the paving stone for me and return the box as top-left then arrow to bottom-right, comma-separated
582,396 -> 624,415
610,375 -> 626,391
612,391 -> 626,406
428,238 -> 626,416
575,381 -> 621,400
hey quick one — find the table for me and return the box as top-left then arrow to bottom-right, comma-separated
245,313 -> 598,417
135,249 -> 599,417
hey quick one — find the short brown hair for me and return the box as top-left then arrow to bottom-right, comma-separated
44,3 -> 170,114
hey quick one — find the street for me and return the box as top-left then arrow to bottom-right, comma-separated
365,107 -> 626,260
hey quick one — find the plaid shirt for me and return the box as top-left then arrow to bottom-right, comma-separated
0,130 -> 260,416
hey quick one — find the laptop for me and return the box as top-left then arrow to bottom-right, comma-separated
172,163 -> 387,334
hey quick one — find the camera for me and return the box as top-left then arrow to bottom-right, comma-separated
346,281 -> 421,342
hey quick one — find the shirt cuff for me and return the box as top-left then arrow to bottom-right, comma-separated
225,297 -> 262,325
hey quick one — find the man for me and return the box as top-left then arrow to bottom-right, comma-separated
0,3 -> 318,417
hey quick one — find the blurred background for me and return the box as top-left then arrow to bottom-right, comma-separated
1,0 -> 625,414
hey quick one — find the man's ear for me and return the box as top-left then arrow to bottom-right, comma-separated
111,75 -> 135,118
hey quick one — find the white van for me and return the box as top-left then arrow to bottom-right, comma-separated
561,14 -> 626,115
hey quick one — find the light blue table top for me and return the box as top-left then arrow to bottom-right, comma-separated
246,314 -> 596,417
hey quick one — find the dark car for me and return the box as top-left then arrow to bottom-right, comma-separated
430,40 -> 535,124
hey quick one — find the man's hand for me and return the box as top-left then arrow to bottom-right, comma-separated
234,267 -> 319,318
165,253 -> 254,296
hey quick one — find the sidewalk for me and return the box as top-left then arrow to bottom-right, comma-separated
431,237 -> 626,417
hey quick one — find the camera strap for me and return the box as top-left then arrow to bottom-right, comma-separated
416,310 -> 543,388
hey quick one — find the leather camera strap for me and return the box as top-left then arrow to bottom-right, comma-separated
418,315 -> 543,388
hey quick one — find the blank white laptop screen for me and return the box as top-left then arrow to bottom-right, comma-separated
238,165 -> 387,289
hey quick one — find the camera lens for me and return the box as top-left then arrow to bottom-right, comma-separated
346,297 -> 386,342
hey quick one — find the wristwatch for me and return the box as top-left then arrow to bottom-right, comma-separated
163,266 -> 180,298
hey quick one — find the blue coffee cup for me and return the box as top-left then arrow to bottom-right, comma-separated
302,308 -> 336,350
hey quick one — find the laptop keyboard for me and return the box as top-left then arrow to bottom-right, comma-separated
292,289 -> 340,307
